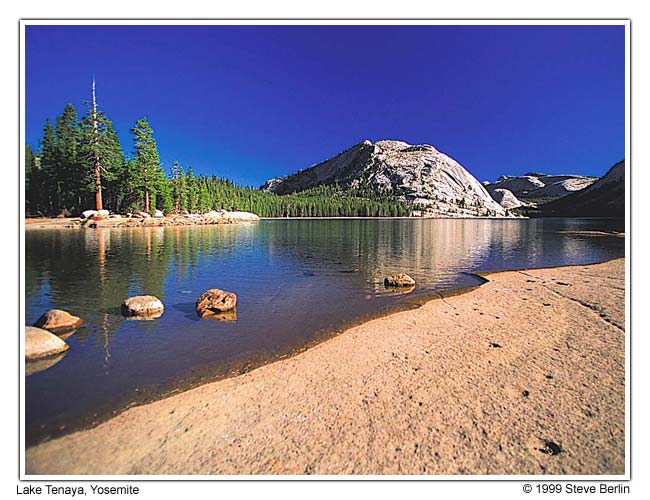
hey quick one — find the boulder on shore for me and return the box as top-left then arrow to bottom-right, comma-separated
81,210 -> 97,219
25,326 -> 69,360
196,289 -> 237,318
121,295 -> 164,318
33,309 -> 82,334
154,209 -> 164,218
223,211 -> 259,222
384,273 -> 416,287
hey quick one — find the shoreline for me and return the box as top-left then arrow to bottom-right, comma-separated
26,259 -> 625,474
24,215 -> 525,230
26,279 -> 488,447
24,211 -> 260,230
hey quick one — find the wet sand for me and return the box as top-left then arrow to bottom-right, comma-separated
25,259 -> 625,475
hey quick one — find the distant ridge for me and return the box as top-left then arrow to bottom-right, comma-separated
483,172 -> 597,206
539,161 -> 624,217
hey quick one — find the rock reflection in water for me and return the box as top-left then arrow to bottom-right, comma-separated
26,352 -> 67,377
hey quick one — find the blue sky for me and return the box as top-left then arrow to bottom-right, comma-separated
25,24 -> 625,186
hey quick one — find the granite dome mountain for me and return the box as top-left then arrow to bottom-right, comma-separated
262,140 -> 507,217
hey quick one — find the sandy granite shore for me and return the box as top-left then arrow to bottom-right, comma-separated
25,259 -> 625,476
24,211 -> 260,230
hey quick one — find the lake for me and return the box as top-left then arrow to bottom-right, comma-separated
24,218 -> 625,445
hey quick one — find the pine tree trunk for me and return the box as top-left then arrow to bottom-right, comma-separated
145,189 -> 150,213
92,78 -> 103,211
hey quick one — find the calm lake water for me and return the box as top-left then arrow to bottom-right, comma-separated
25,218 -> 625,444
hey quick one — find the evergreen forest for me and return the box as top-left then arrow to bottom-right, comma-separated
25,100 -> 413,218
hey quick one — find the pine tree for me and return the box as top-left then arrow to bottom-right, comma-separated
131,117 -> 164,214
55,103 -> 83,215
100,122 -> 126,211
39,119 -> 57,215
186,167 -> 198,212
90,77 -> 103,210
178,168 -> 188,213
25,145 -> 37,214
170,161 -> 182,214
80,97 -> 125,212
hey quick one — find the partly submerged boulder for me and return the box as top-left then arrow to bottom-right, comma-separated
25,326 -> 69,360
33,309 -> 82,334
384,273 -> 416,287
196,289 -> 237,318
121,295 -> 164,318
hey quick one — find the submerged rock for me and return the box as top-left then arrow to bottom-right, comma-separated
196,289 -> 237,318
33,309 -> 82,334
384,273 -> 416,287
121,295 -> 164,318
25,326 -> 69,360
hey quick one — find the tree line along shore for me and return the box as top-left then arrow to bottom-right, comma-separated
25,89 -> 414,220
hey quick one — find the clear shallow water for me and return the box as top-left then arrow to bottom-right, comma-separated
25,218 -> 624,444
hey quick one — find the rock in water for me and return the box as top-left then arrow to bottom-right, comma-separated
196,289 -> 237,318
384,273 -> 416,287
262,139 -> 506,217
25,326 -> 69,360
33,309 -> 82,334
121,295 -> 165,318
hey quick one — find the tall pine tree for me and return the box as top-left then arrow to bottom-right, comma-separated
80,87 -> 125,212
54,104 -> 83,214
130,117 -> 165,214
